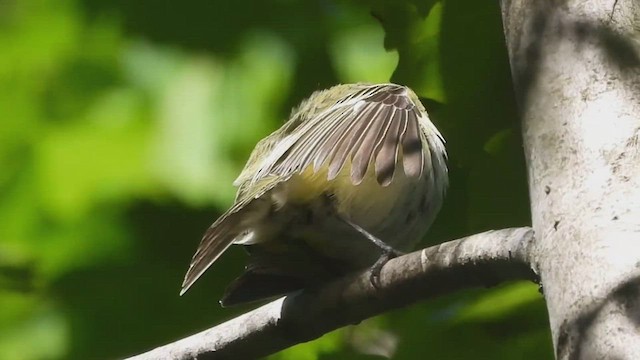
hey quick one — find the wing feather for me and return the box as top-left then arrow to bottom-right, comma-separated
374,109 -> 406,186
312,108 -> 354,171
402,108 -> 425,178
327,102 -> 381,180
283,109 -> 349,172
350,105 -> 393,184
250,83 -> 428,187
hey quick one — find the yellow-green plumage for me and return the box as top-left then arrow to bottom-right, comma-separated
180,83 -> 448,306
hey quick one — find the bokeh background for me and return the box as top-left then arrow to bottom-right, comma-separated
0,0 -> 553,359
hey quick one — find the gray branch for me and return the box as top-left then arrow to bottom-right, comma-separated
126,227 -> 536,360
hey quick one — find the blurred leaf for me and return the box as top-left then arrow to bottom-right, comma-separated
36,94 -> 152,221
330,24 -> 398,83
0,293 -> 68,360
484,128 -> 514,156
270,329 -> 343,360
455,283 -> 541,322
345,319 -> 398,358
371,0 -> 444,101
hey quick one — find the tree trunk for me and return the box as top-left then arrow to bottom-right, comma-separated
500,0 -> 640,358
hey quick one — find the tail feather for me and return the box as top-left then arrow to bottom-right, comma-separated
180,203 -> 248,296
220,242 -> 348,306
220,272 -> 307,307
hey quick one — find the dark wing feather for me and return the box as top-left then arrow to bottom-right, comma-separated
326,102 -> 380,179
276,106 -> 356,175
312,107 -> 354,171
375,108 -> 407,186
350,105 -> 393,184
250,84 -> 426,188
402,108 -> 424,178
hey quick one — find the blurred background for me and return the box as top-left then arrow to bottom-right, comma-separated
0,0 -> 553,359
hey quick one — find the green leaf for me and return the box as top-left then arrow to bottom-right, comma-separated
371,0 -> 445,101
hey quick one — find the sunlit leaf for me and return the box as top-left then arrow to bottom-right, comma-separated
330,24 -> 398,83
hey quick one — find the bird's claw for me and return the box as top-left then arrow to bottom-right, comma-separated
369,249 -> 404,289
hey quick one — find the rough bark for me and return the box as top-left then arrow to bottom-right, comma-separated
500,0 -> 640,358
126,228 -> 535,360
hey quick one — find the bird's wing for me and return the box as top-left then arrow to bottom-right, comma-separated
250,84 -> 427,187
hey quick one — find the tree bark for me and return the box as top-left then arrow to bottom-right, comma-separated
500,0 -> 640,358
125,228 -> 535,360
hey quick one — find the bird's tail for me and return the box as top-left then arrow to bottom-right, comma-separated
180,200 -> 259,296
220,241 -> 348,307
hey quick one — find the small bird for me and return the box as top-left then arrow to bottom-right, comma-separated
180,83 -> 448,306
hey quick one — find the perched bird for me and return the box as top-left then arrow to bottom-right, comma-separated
180,83 -> 448,306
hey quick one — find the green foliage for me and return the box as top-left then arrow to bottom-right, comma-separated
373,0 -> 445,102
0,0 -> 550,359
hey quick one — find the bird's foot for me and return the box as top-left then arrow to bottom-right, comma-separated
369,248 -> 404,289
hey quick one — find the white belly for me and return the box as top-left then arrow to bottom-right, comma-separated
234,162 -> 442,270
284,165 -> 438,268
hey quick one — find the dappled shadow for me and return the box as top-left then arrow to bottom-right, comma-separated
555,274 -> 640,359
572,20 -> 640,72
503,1 -> 640,109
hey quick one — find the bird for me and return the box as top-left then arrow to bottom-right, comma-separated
180,83 -> 448,307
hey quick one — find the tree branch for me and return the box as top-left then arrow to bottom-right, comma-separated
126,227 -> 536,360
